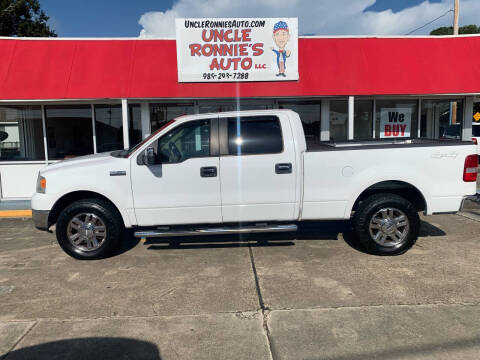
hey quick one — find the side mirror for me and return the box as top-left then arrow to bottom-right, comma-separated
145,147 -> 156,165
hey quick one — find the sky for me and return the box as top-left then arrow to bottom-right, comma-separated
41,0 -> 478,38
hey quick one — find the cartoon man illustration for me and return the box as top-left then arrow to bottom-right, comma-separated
271,21 -> 291,77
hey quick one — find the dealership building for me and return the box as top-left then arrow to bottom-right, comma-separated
0,35 -> 480,200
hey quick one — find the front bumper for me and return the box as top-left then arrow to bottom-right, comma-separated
32,209 -> 50,230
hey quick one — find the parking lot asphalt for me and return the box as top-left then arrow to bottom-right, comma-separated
1,214 -> 480,360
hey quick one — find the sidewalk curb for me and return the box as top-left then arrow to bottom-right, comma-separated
0,210 -> 32,218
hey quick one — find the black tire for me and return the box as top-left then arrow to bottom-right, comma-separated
56,198 -> 123,260
352,193 -> 420,255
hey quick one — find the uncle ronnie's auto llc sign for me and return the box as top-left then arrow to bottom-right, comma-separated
175,18 -> 298,82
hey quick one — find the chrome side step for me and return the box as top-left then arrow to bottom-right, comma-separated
134,224 -> 297,238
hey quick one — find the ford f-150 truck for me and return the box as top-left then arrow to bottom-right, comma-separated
32,110 -> 478,260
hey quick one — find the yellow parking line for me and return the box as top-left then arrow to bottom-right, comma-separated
0,210 -> 32,218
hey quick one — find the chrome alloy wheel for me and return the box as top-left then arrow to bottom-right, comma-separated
67,213 -> 107,252
368,208 -> 410,248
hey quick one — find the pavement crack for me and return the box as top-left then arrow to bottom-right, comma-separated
247,245 -> 265,311
247,244 -> 276,360
2,321 -> 37,360
267,301 -> 480,313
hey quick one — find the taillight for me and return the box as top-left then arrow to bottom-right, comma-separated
473,138 -> 478,145
463,155 -> 478,182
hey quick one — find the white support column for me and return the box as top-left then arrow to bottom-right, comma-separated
348,96 -> 354,140
121,99 -> 130,149
41,104 -> 48,163
320,99 -> 330,141
140,102 -> 151,139
417,98 -> 422,138
91,104 -> 97,153
463,96 -> 474,141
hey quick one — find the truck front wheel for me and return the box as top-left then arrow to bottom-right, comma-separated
56,198 -> 123,260
352,193 -> 420,255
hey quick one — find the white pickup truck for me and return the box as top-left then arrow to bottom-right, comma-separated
32,110 -> 478,260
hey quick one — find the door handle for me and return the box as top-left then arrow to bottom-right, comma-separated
200,166 -> 217,177
275,163 -> 292,174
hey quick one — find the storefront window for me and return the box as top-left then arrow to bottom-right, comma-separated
238,102 -> 273,111
45,105 -> 94,160
278,101 -> 321,141
375,100 -> 418,139
354,100 -> 373,139
129,104 -> 142,147
474,101 -> 480,122
421,99 -> 463,139
199,103 -> 235,113
473,101 -> 480,138
0,105 -> 45,161
94,104 -> 123,152
330,100 -> 348,141
150,103 -> 194,132
198,100 -> 273,114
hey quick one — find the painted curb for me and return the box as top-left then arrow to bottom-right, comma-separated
0,210 -> 32,218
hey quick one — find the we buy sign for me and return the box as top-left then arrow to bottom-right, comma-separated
380,108 -> 412,138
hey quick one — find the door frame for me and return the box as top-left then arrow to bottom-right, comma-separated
216,112 -> 299,222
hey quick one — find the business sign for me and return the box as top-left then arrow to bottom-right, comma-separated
380,108 -> 412,138
175,18 -> 298,82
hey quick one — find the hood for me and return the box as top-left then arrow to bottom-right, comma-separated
41,152 -> 123,175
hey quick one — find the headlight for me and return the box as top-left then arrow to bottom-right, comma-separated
36,174 -> 46,194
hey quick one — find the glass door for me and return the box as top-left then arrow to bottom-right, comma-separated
421,99 -> 463,139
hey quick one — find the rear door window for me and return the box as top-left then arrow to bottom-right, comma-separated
226,116 -> 283,155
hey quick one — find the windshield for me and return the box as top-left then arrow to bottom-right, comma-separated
110,120 -> 176,158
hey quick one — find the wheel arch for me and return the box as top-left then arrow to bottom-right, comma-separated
48,190 -> 126,228
350,180 -> 428,216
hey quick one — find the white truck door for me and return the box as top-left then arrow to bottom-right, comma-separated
131,118 -> 222,226
219,114 -> 297,222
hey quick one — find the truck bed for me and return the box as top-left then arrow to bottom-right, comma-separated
301,137 -> 476,220
306,138 -> 472,152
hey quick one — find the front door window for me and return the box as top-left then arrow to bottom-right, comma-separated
156,120 -> 210,163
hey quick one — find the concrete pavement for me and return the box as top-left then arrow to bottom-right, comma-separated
1,214 -> 480,359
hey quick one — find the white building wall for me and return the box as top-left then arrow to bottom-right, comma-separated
0,163 -> 45,199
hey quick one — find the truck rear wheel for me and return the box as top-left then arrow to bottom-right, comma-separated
56,198 -> 123,260
352,193 -> 420,255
